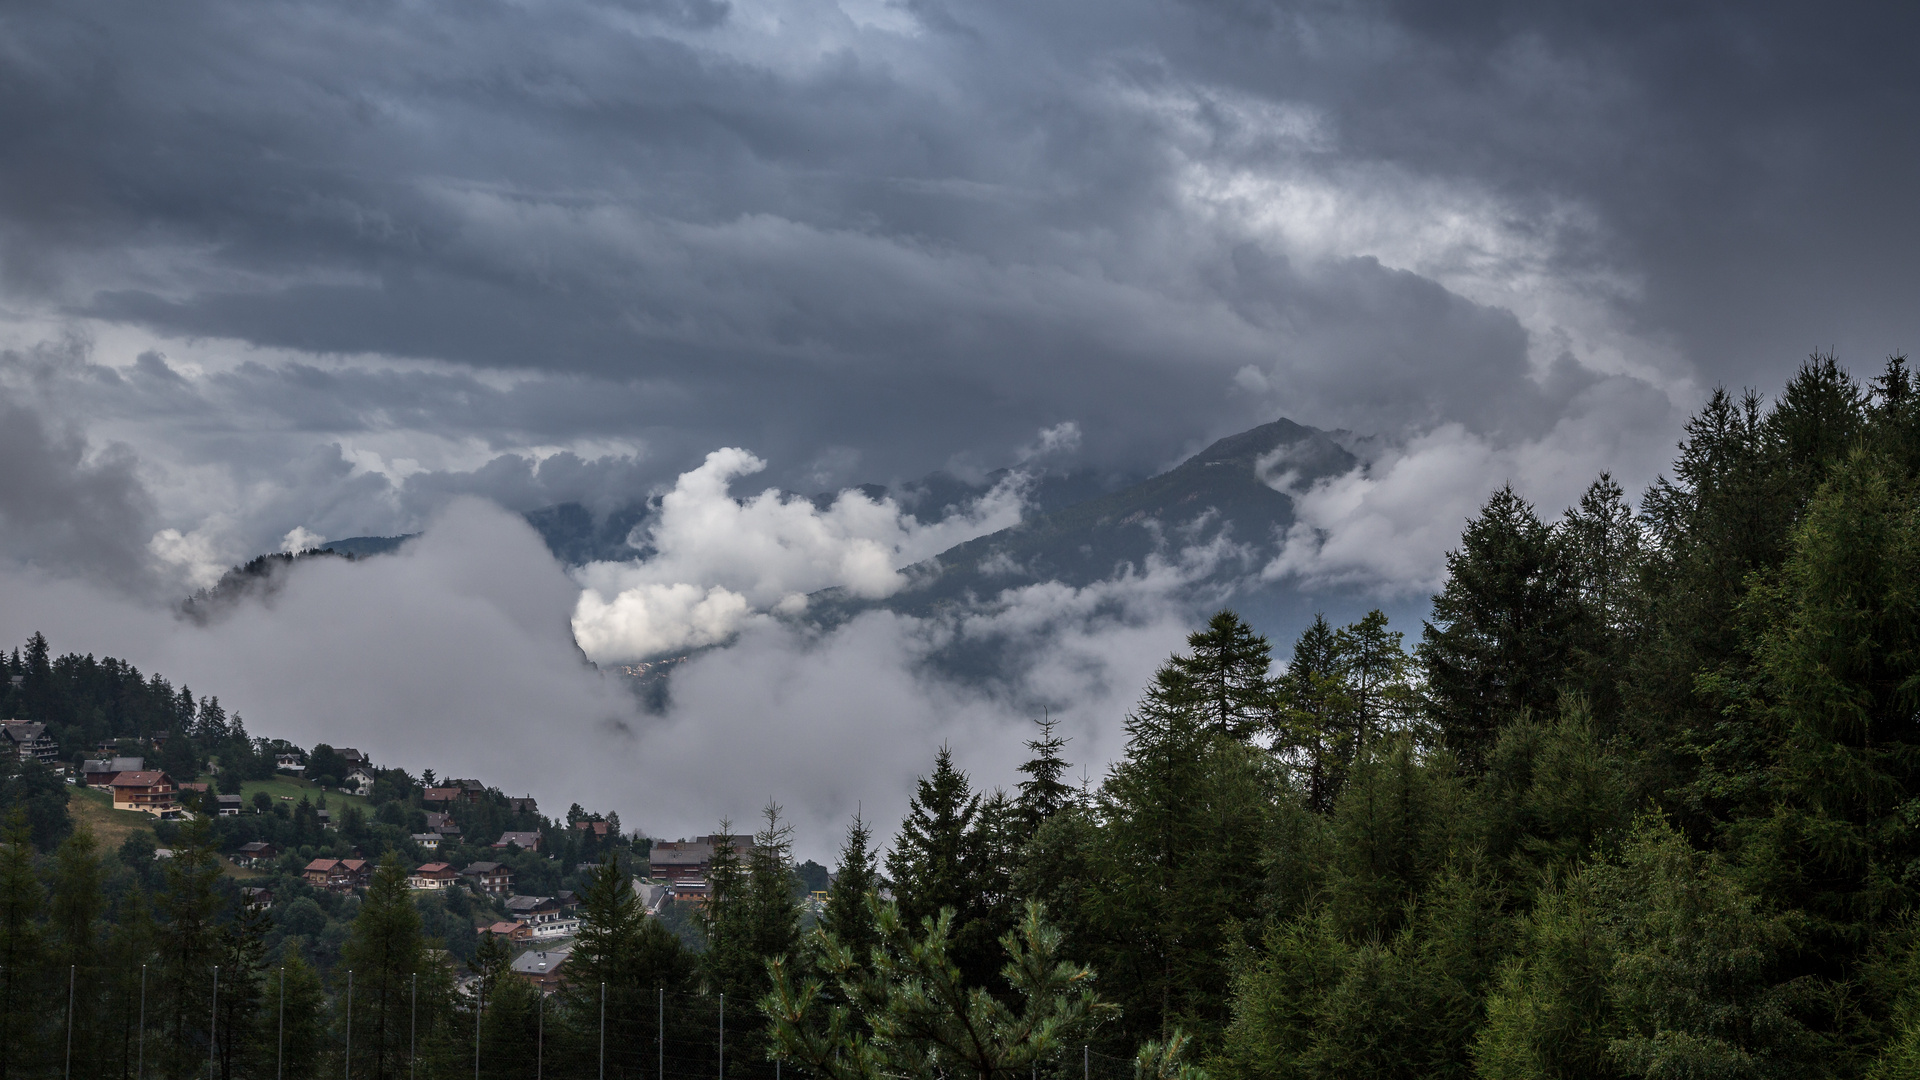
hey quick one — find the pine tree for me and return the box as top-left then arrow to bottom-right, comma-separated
1420,485 -> 1582,773
48,825 -> 105,1079
157,815 -> 223,1079
214,894 -> 271,1080
885,748 -> 1006,986
1335,610 -> 1415,752
1274,615 -> 1354,814
1015,713 -> 1073,838
0,809 -> 48,1080
1166,610 -> 1274,741
102,889 -> 159,1080
1090,655 -> 1278,1047
341,853 -> 427,1080
822,812 -> 880,967
266,946 -> 329,1080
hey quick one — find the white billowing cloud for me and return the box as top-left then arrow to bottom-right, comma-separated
570,446 -> 1029,662
615,535 -> 1240,854
0,481 -> 1235,860
280,526 -> 325,553
1263,376 -> 1682,594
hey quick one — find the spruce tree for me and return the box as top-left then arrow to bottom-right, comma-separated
1015,713 -> 1073,838
341,853 -> 427,1080
822,812 -> 879,967
885,748 -> 1007,985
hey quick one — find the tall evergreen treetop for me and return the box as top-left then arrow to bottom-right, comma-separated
1166,610 -> 1274,741
1016,713 -> 1073,836
822,811 -> 880,966
1420,485 -> 1581,773
885,746 -> 982,930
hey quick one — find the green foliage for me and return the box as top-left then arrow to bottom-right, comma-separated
764,898 -> 1110,1080
884,748 -> 1012,989
340,852 -> 428,1080
1420,485 -> 1583,772
822,812 -> 880,967
1089,656 -> 1279,1047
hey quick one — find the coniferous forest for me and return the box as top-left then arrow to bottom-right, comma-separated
9,353 -> 1920,1078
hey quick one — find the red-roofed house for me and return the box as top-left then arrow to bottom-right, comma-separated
409,863 -> 459,890
109,771 -> 180,818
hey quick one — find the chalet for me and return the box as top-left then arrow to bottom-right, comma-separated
343,768 -> 376,797
461,862 -> 514,896
411,833 -> 445,851
304,858 -> 349,889
510,947 -> 571,993
493,831 -> 541,852
457,779 -> 487,802
82,756 -> 144,787
240,886 -> 274,910
109,771 -> 180,818
573,820 -> 611,839
409,862 -> 460,890
215,793 -> 243,817
508,795 -> 538,816
505,895 -> 581,940
338,748 -> 368,769
0,721 -> 59,765
234,841 -> 279,866
275,753 -> 304,773
424,811 -> 460,835
422,787 -> 462,805
316,809 -> 333,830
481,920 -> 532,943
304,858 -> 371,891
648,835 -> 752,889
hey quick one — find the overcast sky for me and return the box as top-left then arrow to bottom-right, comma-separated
2,0 -> 1915,851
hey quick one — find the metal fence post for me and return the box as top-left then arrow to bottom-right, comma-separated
538,991 -> 544,1080
65,964 -> 74,1080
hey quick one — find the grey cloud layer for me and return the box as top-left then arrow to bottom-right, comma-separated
13,0 -> 1893,492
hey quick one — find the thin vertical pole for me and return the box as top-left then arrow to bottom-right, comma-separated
599,983 -> 606,1080
1083,1045 -> 1089,1080
278,968 -> 285,1080
718,992 -> 724,1080
344,970 -> 352,1080
137,965 -> 146,1080
410,973 -> 418,1080
210,966 -> 220,1080
473,982 -> 481,1080
658,987 -> 664,1080
537,991 -> 544,1080
65,964 -> 74,1080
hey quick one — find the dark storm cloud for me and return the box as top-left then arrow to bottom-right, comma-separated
13,0 -> 1875,483
0,345 -> 155,588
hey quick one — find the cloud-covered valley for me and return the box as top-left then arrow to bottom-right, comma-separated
2,0 -> 1916,852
